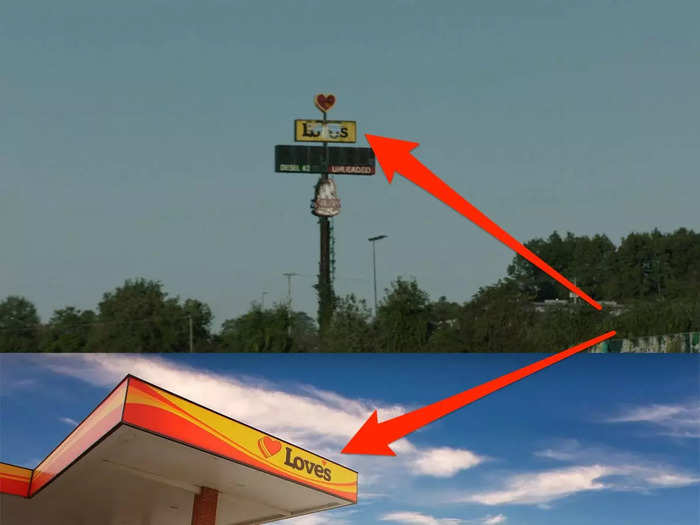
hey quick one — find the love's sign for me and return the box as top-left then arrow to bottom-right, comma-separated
295,120 -> 357,143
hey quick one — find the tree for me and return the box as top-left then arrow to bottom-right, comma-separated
507,231 -> 617,301
507,231 -> 568,301
661,228 -> 700,298
527,303 -> 612,351
612,297 -> 700,338
324,294 -> 375,352
40,307 -> 96,352
87,278 -> 211,352
614,230 -> 662,300
181,299 -> 214,350
0,296 -> 40,352
458,279 -> 537,352
291,311 -> 319,351
219,303 -> 316,352
375,278 -> 432,352
426,296 -> 462,352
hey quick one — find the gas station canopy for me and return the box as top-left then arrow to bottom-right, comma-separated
0,376 -> 358,525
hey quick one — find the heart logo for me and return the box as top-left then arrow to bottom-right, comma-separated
314,93 -> 336,112
258,436 -> 282,458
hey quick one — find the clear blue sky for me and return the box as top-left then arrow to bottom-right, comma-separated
1,353 -> 699,524
1,1 -> 698,326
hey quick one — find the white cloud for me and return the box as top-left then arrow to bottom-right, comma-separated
464,465 -> 611,505
36,354 -> 397,448
614,465 -> 700,488
644,472 -> 700,487
381,511 -> 462,525
380,512 -> 506,525
460,462 -> 699,506
59,416 -> 78,426
412,447 -> 485,477
610,405 -> 684,422
605,401 -> 700,438
0,377 -> 37,394
534,439 -> 583,461
533,439 -> 664,468
281,515 -> 350,525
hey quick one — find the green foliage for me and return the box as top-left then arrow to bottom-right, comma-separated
456,279 -> 537,352
40,307 -> 96,352
182,299 -> 214,347
375,277 -> 432,352
508,228 -> 700,303
1,228 -> 697,353
426,296 -> 463,351
611,297 -> 700,338
613,228 -> 700,300
507,231 -> 617,301
87,279 -> 187,352
0,296 -> 40,352
526,303 -> 612,351
219,303 -> 316,352
323,294 -> 375,352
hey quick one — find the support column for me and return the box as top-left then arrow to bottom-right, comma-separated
318,215 -> 333,335
191,486 -> 219,525
316,107 -> 335,337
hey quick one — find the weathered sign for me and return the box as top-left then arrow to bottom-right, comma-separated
275,145 -> 375,175
295,120 -> 357,143
311,178 -> 341,217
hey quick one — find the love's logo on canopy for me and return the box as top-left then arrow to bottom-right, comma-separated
257,436 -> 282,458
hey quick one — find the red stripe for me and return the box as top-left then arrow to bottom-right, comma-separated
0,477 -> 30,497
127,379 -> 191,420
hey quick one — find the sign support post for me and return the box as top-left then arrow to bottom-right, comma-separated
317,109 -> 333,336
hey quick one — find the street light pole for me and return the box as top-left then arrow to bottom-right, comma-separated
282,273 -> 298,338
368,235 -> 387,316
282,273 -> 298,310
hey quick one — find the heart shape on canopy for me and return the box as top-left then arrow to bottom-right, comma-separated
258,436 -> 282,458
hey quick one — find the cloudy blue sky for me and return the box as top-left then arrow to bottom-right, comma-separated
1,1 -> 699,326
1,353 -> 698,524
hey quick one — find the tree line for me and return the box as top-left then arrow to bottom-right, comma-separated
1,228 -> 698,352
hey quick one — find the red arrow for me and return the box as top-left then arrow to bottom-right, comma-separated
342,330 -> 616,455
365,134 -> 602,311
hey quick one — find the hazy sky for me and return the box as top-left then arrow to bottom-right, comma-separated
2,1 -> 698,325
2,353 -> 698,524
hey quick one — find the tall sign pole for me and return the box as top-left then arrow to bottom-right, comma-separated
274,94 -> 376,338
317,105 -> 333,336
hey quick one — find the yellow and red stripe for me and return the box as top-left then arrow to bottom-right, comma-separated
3,375 -> 358,503
0,463 -> 32,497
122,378 -> 358,502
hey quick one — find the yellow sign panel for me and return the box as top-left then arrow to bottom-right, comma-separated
295,120 -> 357,143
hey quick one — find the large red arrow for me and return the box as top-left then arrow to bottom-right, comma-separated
365,134 -> 602,310
342,330 -> 616,455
